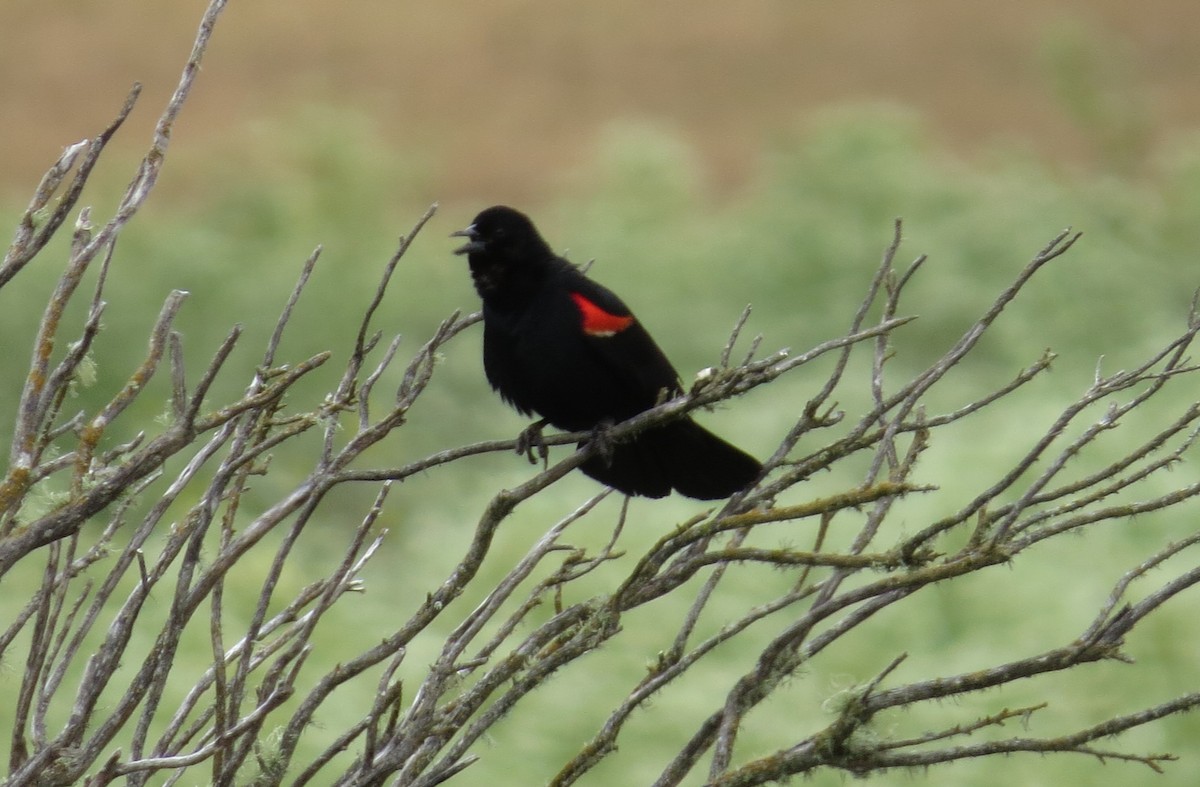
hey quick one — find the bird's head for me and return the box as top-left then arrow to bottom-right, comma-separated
451,205 -> 548,258
452,206 -> 555,299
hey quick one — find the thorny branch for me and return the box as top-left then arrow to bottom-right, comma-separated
2,3 -> 1200,786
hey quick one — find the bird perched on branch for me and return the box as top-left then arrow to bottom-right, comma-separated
452,205 -> 760,499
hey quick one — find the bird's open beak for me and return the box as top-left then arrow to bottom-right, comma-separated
450,225 -> 483,256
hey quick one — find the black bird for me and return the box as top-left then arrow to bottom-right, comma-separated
452,205 -> 761,500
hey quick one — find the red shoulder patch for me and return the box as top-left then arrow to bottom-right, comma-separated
570,292 -> 635,337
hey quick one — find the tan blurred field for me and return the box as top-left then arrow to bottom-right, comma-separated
2,0 -> 1199,204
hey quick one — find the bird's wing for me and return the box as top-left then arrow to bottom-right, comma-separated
563,274 -> 683,408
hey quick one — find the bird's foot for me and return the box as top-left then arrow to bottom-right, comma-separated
587,419 -> 617,467
516,418 -> 551,468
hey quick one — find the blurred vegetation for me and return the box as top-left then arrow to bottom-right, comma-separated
3,97 -> 1200,785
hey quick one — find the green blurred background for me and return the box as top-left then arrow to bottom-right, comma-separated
2,1 -> 1200,785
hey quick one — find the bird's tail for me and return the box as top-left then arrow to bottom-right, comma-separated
655,418 -> 761,500
580,418 -> 760,500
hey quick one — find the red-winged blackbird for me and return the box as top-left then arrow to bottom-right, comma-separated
452,205 -> 761,500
